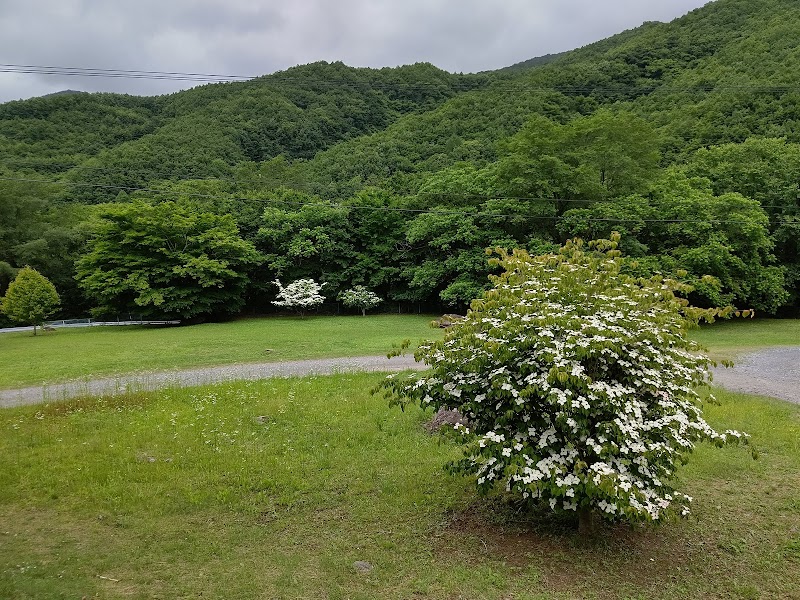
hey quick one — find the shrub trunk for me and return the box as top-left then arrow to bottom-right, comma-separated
578,506 -> 598,536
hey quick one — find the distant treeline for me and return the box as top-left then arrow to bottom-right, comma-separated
1,0 -> 798,321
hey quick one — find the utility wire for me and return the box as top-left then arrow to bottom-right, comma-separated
0,175 -> 789,226
3,63 -> 800,93
0,163 -> 636,205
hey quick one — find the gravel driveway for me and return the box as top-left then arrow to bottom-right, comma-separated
710,346 -> 800,405
2,347 -> 798,409
0,354 -> 424,409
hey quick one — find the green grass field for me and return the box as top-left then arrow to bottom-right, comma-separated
2,315 -> 797,391
0,315 -> 442,390
690,318 -> 800,360
1,374 -> 798,599
1,318 -> 798,597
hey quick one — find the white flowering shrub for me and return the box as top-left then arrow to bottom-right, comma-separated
380,235 -> 751,532
339,285 -> 382,316
272,278 -> 326,316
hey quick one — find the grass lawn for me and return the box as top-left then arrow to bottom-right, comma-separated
0,315 -> 442,390
690,318 -> 800,360
1,373 -> 798,599
2,315 -> 797,392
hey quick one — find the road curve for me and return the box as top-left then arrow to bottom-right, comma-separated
3,347 -> 798,409
710,346 -> 800,405
0,354 -> 424,409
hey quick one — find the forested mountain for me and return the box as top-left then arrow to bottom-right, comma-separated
497,52 -> 568,73
2,62 -> 485,200
2,0 -> 799,322
0,92 -> 161,173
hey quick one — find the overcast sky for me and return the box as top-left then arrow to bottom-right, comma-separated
0,0 -> 712,103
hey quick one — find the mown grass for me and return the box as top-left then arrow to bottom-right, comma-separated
690,318 -> 800,360
1,374 -> 798,599
0,315 -> 441,389
1,314 -> 796,391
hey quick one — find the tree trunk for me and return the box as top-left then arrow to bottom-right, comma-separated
361,308 -> 366,317
32,324 -> 37,336
578,506 -> 598,536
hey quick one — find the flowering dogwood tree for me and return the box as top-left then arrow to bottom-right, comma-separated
339,285 -> 382,316
380,235 -> 751,533
272,278 -> 325,317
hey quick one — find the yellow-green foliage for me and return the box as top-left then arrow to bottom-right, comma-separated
1,266 -> 60,333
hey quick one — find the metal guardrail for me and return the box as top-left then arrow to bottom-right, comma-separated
45,318 -> 180,327
46,318 -> 94,326
0,318 -> 180,334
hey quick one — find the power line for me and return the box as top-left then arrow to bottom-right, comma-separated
0,63 -> 486,89
0,175 -> 788,226
3,63 -> 800,94
0,64 -> 249,83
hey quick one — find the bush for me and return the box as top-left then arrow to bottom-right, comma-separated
380,235 -> 751,533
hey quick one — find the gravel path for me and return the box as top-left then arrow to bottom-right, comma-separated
0,354 -> 424,409
710,346 -> 800,404
2,347 -> 797,409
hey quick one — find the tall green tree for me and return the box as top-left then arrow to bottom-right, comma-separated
685,138 -> 800,307
257,190 -> 353,296
1,266 -> 60,335
401,207 -> 518,309
0,175 -> 93,314
558,169 -> 788,312
496,111 -> 660,211
76,201 -> 260,320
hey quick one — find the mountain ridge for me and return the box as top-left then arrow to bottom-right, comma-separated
2,0 -> 800,318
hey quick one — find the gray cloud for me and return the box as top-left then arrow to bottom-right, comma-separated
0,0 -> 711,102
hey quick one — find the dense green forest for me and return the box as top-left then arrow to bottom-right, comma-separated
2,0 -> 799,323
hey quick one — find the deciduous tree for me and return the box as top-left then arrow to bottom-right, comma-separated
1,266 -> 60,335
272,278 -> 326,317
339,285 -> 382,316
76,201 -> 260,320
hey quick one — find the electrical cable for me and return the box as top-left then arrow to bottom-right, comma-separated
2,162 -> 798,212
3,63 -> 800,93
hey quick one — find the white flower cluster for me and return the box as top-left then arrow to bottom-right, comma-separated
272,278 -> 326,309
381,237 -> 750,525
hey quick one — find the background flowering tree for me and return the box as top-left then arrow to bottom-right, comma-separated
272,278 -> 325,317
339,285 -> 382,316
380,235 -> 751,534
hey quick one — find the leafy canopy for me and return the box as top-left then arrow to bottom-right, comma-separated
558,168 -> 787,313
76,201 -> 260,319
380,235 -> 750,529
1,266 -> 60,333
